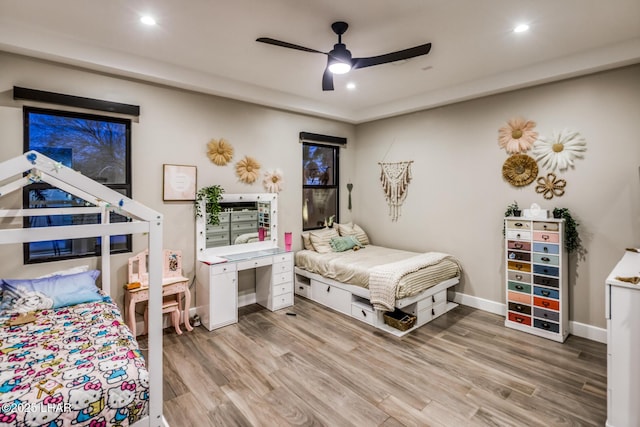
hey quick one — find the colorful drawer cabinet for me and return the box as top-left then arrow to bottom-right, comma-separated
504,217 -> 568,342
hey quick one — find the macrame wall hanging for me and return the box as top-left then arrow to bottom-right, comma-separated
379,161 -> 413,221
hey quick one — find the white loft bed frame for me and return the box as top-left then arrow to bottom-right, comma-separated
0,151 -> 165,427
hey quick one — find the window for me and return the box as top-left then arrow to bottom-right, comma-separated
302,142 -> 339,230
23,107 -> 132,263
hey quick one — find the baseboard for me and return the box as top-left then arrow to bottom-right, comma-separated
451,291 -> 607,344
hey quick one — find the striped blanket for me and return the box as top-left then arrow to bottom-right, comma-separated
369,252 -> 457,311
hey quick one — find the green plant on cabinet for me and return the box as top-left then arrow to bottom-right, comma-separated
552,207 -> 581,253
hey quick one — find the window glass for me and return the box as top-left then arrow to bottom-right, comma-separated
23,107 -> 132,263
303,142 -> 339,230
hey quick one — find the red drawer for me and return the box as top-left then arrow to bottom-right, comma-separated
533,296 -> 559,311
508,240 -> 531,251
508,312 -> 532,326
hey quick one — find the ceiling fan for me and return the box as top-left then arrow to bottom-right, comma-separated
256,21 -> 432,91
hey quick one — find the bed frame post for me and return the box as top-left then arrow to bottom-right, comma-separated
100,204 -> 111,296
147,215 -> 164,426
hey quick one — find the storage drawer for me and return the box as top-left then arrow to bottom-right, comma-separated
273,252 -> 293,264
311,281 -> 351,315
351,301 -> 375,326
508,301 -> 531,315
533,307 -> 560,322
207,223 -> 230,233
533,296 -> 559,311
506,230 -> 532,241
507,271 -> 531,283
295,282 -> 311,298
417,301 -> 446,326
533,286 -> 559,300
508,251 -> 531,262
206,233 -> 229,244
209,263 -> 236,275
272,272 -> 292,286
508,291 -> 531,304
533,275 -> 559,288
532,253 -> 559,266
506,220 -> 531,230
533,231 -> 560,243
508,311 -> 531,326
533,221 -> 560,232
532,243 -> 559,255
273,281 -> 293,297
273,260 -> 292,274
533,264 -> 559,277
237,256 -> 271,271
231,212 -> 258,221
508,281 -> 531,294
508,261 -> 531,273
272,292 -> 293,310
533,318 -> 559,333
416,290 -> 446,311
508,240 -> 531,251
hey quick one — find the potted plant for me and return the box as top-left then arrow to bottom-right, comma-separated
194,185 -> 225,226
552,207 -> 581,253
505,201 -> 521,217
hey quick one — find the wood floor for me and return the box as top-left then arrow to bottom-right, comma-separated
155,297 -> 607,426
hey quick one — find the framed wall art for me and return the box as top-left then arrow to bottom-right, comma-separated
163,164 -> 197,201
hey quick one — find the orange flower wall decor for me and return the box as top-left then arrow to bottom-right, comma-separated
207,138 -> 234,166
498,117 -> 539,154
235,156 -> 261,184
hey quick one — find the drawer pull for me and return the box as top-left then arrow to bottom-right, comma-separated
515,316 -> 524,323
326,286 -> 331,293
543,246 -> 549,253
542,235 -> 549,241
515,285 -> 524,290
541,322 -> 550,329
516,264 -> 523,270
516,233 -> 521,239
541,290 -> 550,296
299,286 -> 304,290
542,301 -> 550,307
515,274 -> 523,280
432,308 -> 435,316
515,222 -> 523,227
542,279 -> 549,285
432,295 -> 435,303
361,310 -> 366,317
514,243 -> 523,249
516,304 -> 523,311
541,257 -> 550,262
543,269 -> 549,273
543,224 -> 548,229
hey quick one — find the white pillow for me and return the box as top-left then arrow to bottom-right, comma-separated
336,223 -> 370,245
37,265 -> 90,278
309,228 -> 340,254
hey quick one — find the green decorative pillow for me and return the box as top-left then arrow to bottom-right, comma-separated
329,235 -> 361,252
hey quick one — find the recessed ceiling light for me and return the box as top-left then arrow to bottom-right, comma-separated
514,24 -> 529,33
346,82 -> 356,90
140,15 -> 156,26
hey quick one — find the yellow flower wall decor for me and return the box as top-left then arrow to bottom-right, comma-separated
531,128 -> 587,171
498,117 -> 539,154
263,169 -> 284,193
535,173 -> 566,199
502,154 -> 538,187
235,156 -> 261,184
207,138 -> 234,166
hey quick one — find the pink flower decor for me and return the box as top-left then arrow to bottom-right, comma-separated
498,117 -> 539,154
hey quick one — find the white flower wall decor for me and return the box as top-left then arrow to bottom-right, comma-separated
263,169 -> 284,193
532,129 -> 587,171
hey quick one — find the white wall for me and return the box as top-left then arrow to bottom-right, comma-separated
0,51 -> 356,307
353,64 -> 640,329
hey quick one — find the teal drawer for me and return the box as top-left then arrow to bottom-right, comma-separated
508,282 -> 531,293
532,253 -> 559,266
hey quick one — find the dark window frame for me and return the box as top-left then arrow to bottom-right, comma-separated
22,106 -> 132,264
302,142 -> 340,231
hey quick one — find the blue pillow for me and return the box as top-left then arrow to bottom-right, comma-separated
0,270 -> 102,314
330,235 -> 362,252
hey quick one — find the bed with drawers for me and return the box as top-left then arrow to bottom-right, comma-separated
295,224 -> 461,336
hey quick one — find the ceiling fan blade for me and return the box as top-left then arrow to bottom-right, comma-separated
322,66 -> 334,91
352,43 -> 432,69
256,37 -> 326,54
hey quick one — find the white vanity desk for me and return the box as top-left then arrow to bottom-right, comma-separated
194,193 -> 294,331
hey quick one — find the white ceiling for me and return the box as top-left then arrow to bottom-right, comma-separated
1,0 -> 639,124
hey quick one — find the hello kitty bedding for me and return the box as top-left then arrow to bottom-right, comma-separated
0,279 -> 149,426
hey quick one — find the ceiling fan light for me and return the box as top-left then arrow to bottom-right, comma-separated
328,61 -> 351,74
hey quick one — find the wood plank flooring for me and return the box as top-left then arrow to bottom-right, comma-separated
151,297 -> 606,426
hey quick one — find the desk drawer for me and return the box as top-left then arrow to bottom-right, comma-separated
273,252 -> 293,263
210,263 -> 236,275
273,272 -> 292,286
237,256 -> 271,271
273,282 -> 293,297
272,292 -> 293,310
273,260 -> 292,274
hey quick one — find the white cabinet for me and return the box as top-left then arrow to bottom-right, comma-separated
504,218 -> 568,342
196,262 -> 237,330
196,249 -> 293,331
606,251 -> 640,427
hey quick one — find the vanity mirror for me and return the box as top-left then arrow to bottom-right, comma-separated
196,193 -> 278,257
